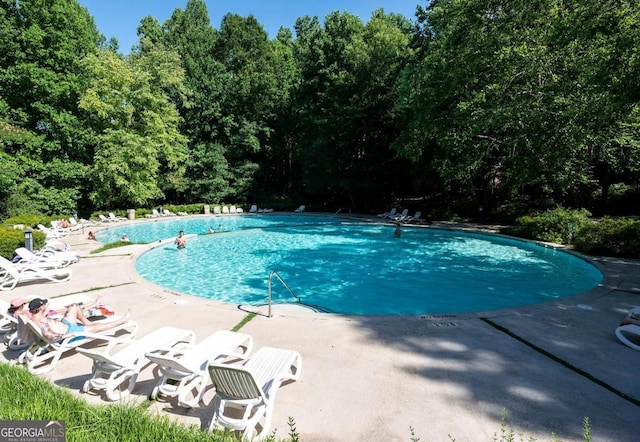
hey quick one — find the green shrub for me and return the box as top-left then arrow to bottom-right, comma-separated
574,217 -> 640,259
503,207 -> 592,244
0,225 -> 46,260
165,203 -> 206,215
2,214 -> 44,228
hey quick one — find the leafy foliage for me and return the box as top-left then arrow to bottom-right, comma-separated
574,217 -> 640,259
1,0 -> 640,221
0,225 -> 45,260
503,207 -> 592,244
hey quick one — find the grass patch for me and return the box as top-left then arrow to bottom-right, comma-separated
90,242 -> 141,254
0,364 -> 232,441
232,312 -> 257,332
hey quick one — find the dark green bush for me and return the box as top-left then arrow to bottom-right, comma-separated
574,217 -> 640,259
166,203 -> 205,214
502,207 -> 592,244
2,214 -> 44,228
0,226 -> 46,260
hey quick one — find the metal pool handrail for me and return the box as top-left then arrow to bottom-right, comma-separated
267,270 -> 301,318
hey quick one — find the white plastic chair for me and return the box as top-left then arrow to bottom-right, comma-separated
77,326 -> 195,401
207,346 -> 302,439
147,330 -> 253,408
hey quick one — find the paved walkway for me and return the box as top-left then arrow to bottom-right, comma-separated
2,218 -> 640,441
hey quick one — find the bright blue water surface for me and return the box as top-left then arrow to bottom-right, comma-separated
120,215 -> 603,315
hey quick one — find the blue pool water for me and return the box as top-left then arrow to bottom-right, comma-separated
128,216 -> 603,315
95,214 -> 338,244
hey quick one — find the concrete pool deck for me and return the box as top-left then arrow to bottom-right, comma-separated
2,218 -> 640,441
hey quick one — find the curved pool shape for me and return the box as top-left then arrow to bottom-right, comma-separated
95,214 -> 338,243
134,220 -> 603,315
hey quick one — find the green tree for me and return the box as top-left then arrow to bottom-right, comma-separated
0,0 -> 100,216
397,0 -> 640,219
164,0 -> 233,202
293,10 -> 413,210
79,48 -> 188,207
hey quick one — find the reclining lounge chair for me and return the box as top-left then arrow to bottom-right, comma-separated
207,346 -> 302,440
616,306 -> 640,351
0,256 -> 72,291
77,326 -> 195,401
147,330 -> 254,408
19,315 -> 139,375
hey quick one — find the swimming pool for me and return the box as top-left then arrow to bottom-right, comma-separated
131,216 -> 603,315
95,214 -> 338,244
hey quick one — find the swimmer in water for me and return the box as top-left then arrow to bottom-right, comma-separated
175,230 -> 187,249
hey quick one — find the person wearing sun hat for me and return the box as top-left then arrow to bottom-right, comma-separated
30,298 -> 132,343
6,297 -> 36,347
28,298 -> 49,313
8,297 -> 29,318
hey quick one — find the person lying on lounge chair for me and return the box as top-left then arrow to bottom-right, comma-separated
620,308 -> 640,327
29,298 -> 131,342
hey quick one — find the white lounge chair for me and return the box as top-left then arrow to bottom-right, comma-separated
0,299 -> 17,333
147,330 -> 254,408
50,221 -> 71,235
0,256 -> 72,291
79,217 -> 101,226
19,314 -> 139,375
77,326 -> 195,401
37,224 -> 68,239
214,206 -> 221,215
222,206 -> 230,214
249,205 -> 258,213
391,208 -> 409,221
404,211 -> 422,223
294,205 -> 305,213
377,208 -> 397,219
14,247 -> 78,269
616,307 -> 640,351
207,346 -> 302,440
109,212 -> 126,222
67,217 -> 81,230
98,214 -> 117,223
144,209 -> 161,218
616,324 -> 640,351
0,299 -> 22,348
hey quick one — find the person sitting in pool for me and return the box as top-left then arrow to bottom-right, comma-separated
208,226 -> 215,234
87,231 -> 97,241
120,233 -> 130,242
29,298 -> 132,343
394,221 -> 402,238
175,230 -> 187,249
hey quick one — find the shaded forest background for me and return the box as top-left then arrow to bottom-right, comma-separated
1,0 -> 639,221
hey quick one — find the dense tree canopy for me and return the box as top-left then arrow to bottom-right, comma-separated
0,0 -> 638,220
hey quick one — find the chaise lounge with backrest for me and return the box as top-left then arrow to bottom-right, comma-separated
616,306 -> 640,351
0,256 -> 72,291
207,346 -> 302,440
146,330 -> 254,408
76,326 -> 195,401
19,314 -> 139,375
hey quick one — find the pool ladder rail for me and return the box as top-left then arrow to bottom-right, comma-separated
268,270 -> 299,317
266,270 -> 332,316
